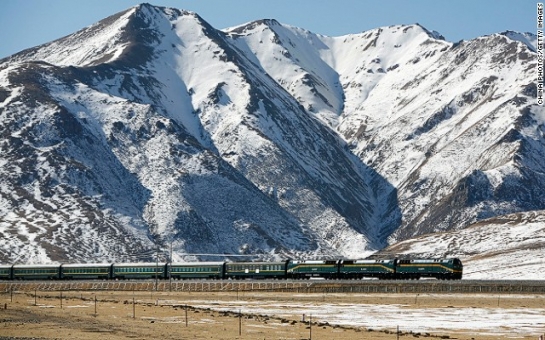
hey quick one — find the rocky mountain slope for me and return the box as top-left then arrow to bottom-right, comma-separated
0,4 -> 542,276
381,210 -> 545,279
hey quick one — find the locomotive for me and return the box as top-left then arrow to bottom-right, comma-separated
0,258 -> 463,280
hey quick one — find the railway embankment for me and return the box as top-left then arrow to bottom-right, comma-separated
1,280 -> 545,294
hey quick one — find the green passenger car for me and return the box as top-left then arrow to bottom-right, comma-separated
112,262 -> 167,280
60,263 -> 112,280
12,264 -> 61,280
225,261 -> 288,279
286,260 -> 339,279
169,262 -> 224,280
339,259 -> 396,279
395,258 -> 463,280
0,265 -> 13,280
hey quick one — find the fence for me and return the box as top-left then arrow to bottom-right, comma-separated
1,280 -> 544,294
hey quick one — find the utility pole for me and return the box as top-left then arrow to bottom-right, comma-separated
169,240 -> 173,291
155,242 -> 159,291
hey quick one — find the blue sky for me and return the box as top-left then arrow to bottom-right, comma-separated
0,0 -> 536,59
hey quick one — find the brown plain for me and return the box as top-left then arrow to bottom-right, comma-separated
1,290 -> 543,340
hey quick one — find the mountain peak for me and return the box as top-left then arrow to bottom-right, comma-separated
500,30 -> 537,52
226,18 -> 283,36
1,3 -> 213,68
414,23 -> 445,41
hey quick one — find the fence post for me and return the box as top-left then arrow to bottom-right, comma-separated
239,309 -> 242,336
309,314 -> 312,340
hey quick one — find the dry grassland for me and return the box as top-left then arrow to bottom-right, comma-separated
0,290 -> 543,340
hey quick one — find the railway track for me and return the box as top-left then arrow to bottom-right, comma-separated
1,279 -> 544,294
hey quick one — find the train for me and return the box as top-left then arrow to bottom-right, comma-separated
0,258 -> 463,281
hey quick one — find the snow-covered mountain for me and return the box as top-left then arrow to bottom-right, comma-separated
0,4 -> 542,278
